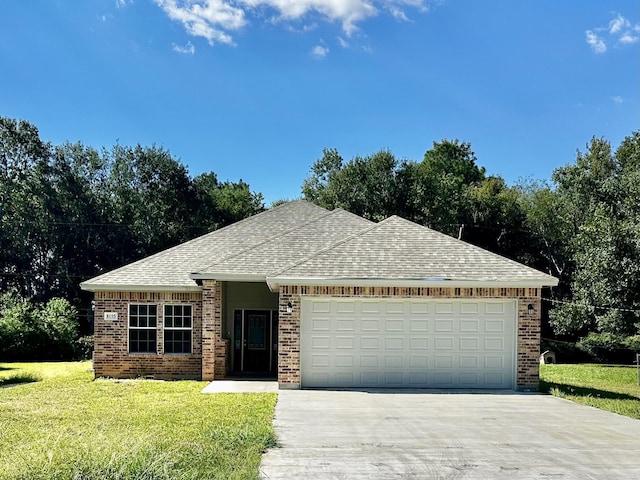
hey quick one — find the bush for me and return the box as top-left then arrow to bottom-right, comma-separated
0,290 -> 80,361
577,332 -> 639,363
541,338 -> 593,363
76,335 -> 95,360
39,297 -> 79,359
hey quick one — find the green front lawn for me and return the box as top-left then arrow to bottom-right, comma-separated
540,363 -> 640,419
0,362 -> 277,480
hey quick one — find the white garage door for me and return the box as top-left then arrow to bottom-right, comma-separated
300,298 -> 516,389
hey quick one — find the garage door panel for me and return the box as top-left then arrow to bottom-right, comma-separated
460,303 -> 479,314
360,355 -> 379,367
409,319 -> 429,332
311,336 -> 330,349
434,337 -> 454,350
385,371 -> 404,385
485,319 -> 506,332
335,372 -> 355,385
335,336 -> 354,349
435,303 -> 454,314
336,302 -> 355,313
311,301 -> 331,313
312,318 -> 330,331
361,302 -> 380,314
485,356 -> 505,368
384,355 -> 403,368
459,319 -> 479,331
385,318 -> 405,331
486,303 -> 505,314
361,372 -> 379,384
434,372 -> 454,386
360,319 -> 380,331
410,303 -> 429,314
311,354 -> 330,367
459,372 -> 479,386
485,338 -> 504,350
385,337 -> 404,349
360,336 -> 379,349
459,337 -> 479,350
335,355 -> 354,367
435,319 -> 454,332
336,318 -> 355,331
301,298 -> 515,389
385,302 -> 405,314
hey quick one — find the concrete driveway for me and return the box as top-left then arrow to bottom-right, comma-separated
260,389 -> 640,479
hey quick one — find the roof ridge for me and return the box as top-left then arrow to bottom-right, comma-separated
83,201 -> 328,284
271,215 -> 390,277
196,207 -> 347,273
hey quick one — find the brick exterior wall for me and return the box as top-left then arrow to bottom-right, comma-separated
92,291 -> 202,379
277,286 -> 542,391
93,284 -> 542,389
201,280 -> 227,381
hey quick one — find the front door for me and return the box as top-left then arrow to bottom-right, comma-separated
233,310 -> 278,374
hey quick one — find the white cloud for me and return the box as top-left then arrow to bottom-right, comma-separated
156,0 -> 432,47
585,30 -> 606,54
619,32 -> 639,45
586,13 -> 640,53
388,6 -> 408,21
116,0 -> 131,8
608,14 -> 630,34
337,36 -> 349,48
155,0 -> 246,46
172,41 -> 196,54
311,44 -> 329,58
611,96 -> 623,104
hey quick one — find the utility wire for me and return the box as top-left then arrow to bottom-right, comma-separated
542,297 -> 640,314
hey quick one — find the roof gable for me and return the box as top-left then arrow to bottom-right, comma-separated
80,201 -> 330,290
194,209 -> 374,277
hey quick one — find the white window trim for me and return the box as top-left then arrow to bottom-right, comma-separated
163,304 -> 193,355
127,303 -> 158,355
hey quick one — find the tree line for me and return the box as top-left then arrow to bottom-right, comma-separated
1,115 -> 639,361
0,116 -> 263,357
302,135 -> 640,360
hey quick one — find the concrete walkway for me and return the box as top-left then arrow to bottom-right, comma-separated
201,380 -> 278,393
260,389 -> 640,479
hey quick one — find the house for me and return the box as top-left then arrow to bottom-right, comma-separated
80,200 -> 558,390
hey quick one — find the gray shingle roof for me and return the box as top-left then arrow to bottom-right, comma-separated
80,201 -> 330,290
270,215 -> 557,285
81,202 -> 557,291
197,209 -> 373,276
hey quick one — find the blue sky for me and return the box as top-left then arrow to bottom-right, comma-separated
2,1 -> 639,204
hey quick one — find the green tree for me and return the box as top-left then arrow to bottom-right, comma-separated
549,133 -> 640,342
302,148 -> 400,221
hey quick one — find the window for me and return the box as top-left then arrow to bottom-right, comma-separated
129,304 -> 157,353
164,305 -> 192,354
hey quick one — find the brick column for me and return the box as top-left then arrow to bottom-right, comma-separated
517,295 -> 541,390
202,280 -> 225,381
278,289 -> 301,389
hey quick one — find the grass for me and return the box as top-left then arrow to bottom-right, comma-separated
540,363 -> 640,419
0,362 -> 277,480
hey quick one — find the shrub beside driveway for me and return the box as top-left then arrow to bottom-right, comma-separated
540,363 -> 640,419
0,362 -> 276,480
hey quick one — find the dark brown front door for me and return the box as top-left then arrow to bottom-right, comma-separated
233,310 -> 278,374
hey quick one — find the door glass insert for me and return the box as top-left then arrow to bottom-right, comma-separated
248,314 -> 266,350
